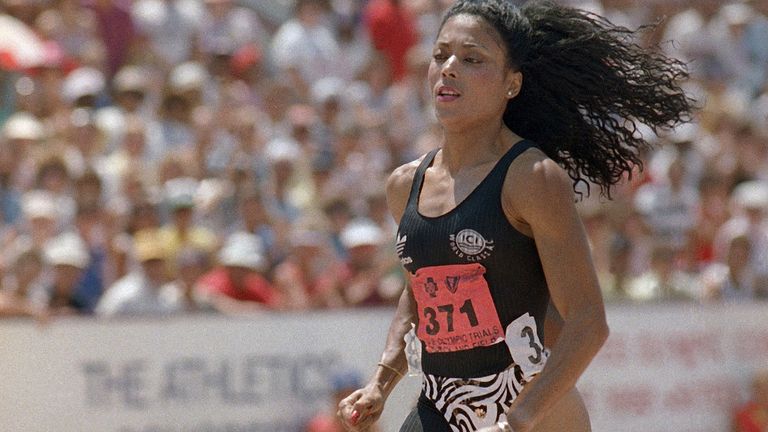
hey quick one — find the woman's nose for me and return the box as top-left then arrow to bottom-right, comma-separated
441,55 -> 458,78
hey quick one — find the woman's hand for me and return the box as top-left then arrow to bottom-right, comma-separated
337,382 -> 386,431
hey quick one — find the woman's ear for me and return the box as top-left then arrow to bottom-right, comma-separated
506,71 -> 523,99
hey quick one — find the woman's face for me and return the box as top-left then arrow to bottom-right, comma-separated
428,14 -> 519,130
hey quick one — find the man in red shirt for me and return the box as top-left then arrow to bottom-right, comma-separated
734,369 -> 768,432
196,232 -> 279,313
363,0 -> 418,81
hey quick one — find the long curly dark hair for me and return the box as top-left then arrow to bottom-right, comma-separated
441,0 -> 696,197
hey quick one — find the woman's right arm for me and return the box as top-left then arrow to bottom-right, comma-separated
337,285 -> 416,430
337,161 -> 421,431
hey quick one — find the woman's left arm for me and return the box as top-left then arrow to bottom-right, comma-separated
500,155 -> 609,431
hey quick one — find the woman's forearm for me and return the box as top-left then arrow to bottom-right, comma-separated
372,285 -> 415,396
508,305 -> 608,428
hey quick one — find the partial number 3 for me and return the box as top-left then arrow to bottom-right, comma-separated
505,313 -> 547,381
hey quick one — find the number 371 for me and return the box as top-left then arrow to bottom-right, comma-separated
422,299 -> 479,335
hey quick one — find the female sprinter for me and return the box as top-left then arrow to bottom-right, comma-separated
338,1 -> 694,431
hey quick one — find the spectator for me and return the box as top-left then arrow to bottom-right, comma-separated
147,89 -> 196,155
270,0 -> 341,96
34,156 -> 76,226
63,108 -> 108,177
40,231 -> 92,315
235,187 -> 286,270
363,0 -> 418,82
0,245 -> 45,318
109,199 -> 161,282
130,0 -> 202,71
70,204 -> 110,312
273,226 -> 336,309
86,0 -> 137,77
197,0 -> 267,62
714,180 -> 768,278
262,137 -> 304,223
0,146 -> 23,227
321,196 -> 354,260
195,231 -> 279,314
334,13 -> 373,83
41,0 -> 97,63
733,368 -> 768,432
62,66 -> 106,109
96,228 -> 180,316
160,247 -> 211,313
96,65 -> 153,152
701,234 -> 768,302
98,115 -> 157,199
2,111 -> 47,191
157,176 -> 218,273
19,190 -> 61,250
318,218 -> 401,307
112,65 -> 150,116
0,0 -> 767,314
634,152 -> 699,254
625,244 -> 698,302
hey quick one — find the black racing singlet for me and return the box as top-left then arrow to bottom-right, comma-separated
396,140 -> 550,378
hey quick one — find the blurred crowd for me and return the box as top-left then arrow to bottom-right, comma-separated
0,0 -> 767,321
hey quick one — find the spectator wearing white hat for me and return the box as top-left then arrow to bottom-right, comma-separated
113,65 -> 150,113
40,231 -> 92,315
316,218 -> 401,308
95,65 -> 154,153
1,111 -> 46,192
195,231 -> 280,314
262,136 -> 304,223
19,189 -> 61,250
62,66 -> 106,108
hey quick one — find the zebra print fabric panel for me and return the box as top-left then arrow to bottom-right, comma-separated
422,365 -> 527,432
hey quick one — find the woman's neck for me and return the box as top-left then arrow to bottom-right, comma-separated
439,123 -> 521,172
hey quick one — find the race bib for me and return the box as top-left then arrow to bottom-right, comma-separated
410,263 -> 504,353
403,324 -> 422,376
505,313 -> 548,381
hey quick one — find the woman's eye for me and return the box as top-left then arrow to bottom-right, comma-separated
464,57 -> 480,64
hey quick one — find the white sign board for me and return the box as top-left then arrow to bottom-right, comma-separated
1,304 -> 766,431
580,303 -> 768,432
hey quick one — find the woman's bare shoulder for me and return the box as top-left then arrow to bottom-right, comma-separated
502,147 -> 575,226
